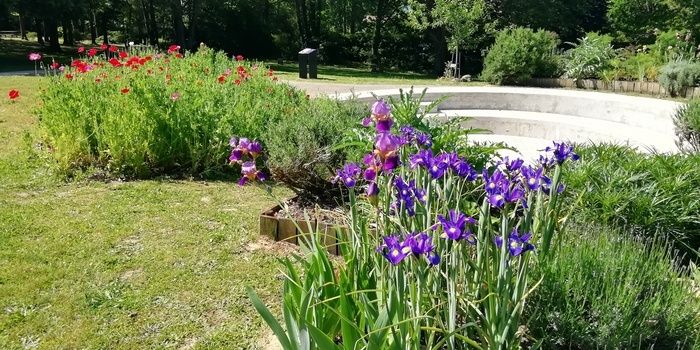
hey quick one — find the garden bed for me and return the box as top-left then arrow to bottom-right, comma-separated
259,197 -> 347,255
528,77 -> 700,98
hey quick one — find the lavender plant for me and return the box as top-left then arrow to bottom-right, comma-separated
249,100 -> 578,349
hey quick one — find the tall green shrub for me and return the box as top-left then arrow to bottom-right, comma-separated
527,222 -> 700,349
563,32 -> 616,80
262,97 -> 366,201
481,27 -> 561,85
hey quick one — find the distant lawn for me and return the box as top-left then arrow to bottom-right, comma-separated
266,61 -> 484,86
0,39 -> 80,73
0,76 -> 290,349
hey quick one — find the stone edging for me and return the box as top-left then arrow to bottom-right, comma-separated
527,78 -> 700,99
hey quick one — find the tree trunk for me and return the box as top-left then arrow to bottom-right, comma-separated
171,0 -> 186,47
428,27 -> 448,76
90,11 -> 98,44
36,18 -> 45,45
294,0 -> 309,47
187,0 -> 197,49
63,19 -> 74,46
18,12 -> 28,40
101,12 -> 109,44
370,0 -> 384,72
147,0 -> 159,46
47,18 -> 61,51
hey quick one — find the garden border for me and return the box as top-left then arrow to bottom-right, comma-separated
527,78 -> 700,99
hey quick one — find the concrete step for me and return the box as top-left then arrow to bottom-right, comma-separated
431,109 -> 677,153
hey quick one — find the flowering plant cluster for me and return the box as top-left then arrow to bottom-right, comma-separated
39,44 -> 301,177
252,96 -> 578,349
228,137 -> 266,186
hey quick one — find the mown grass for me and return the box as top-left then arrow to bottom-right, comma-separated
0,76 -> 290,349
266,61 -> 485,86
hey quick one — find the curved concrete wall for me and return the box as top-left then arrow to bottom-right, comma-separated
336,87 -> 684,157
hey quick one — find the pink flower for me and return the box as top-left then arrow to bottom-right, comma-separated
28,52 -> 42,61
170,92 -> 181,101
235,54 -> 244,61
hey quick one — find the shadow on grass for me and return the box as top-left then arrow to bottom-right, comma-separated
0,38 -> 80,72
268,61 -> 436,81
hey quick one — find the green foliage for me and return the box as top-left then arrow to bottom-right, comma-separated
481,27 -> 561,85
563,32 -> 617,80
605,50 -> 662,81
563,144 -> 700,259
659,61 -> 700,96
607,0 -> 674,44
38,46 -> 305,178
674,99 -> 700,153
652,29 -> 699,63
262,97 -> 366,200
528,223 -> 700,349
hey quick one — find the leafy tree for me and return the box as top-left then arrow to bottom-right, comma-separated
607,0 -> 674,44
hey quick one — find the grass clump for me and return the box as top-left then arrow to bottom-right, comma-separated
563,144 -> 700,259
527,222 -> 700,349
674,99 -> 700,153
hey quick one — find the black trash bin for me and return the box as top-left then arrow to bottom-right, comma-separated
298,48 -> 318,79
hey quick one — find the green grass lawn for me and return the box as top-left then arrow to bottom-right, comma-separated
0,39 -> 80,73
266,61 -> 484,86
0,77 -> 290,349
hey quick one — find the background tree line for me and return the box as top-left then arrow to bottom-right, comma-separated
0,0 -> 699,75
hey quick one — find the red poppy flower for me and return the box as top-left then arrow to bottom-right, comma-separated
235,55 -> 244,61
109,45 -> 118,53
100,43 -> 108,51
217,75 -> 226,83
234,79 -> 241,86
118,51 -> 128,59
50,62 -> 61,70
167,44 -> 180,54
268,69 -> 274,76
8,89 -> 19,100
78,46 -> 85,53
88,48 -> 97,57
108,58 -> 122,67
121,88 -> 130,94
65,73 -> 73,80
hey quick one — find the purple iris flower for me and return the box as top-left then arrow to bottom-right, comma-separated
249,141 -> 262,158
378,235 -> 409,266
437,210 -> 473,240
484,169 -> 509,195
334,163 -> 362,188
546,142 -> 580,165
409,149 -> 433,169
376,118 -> 393,133
416,133 -> 432,148
371,99 -> 391,117
366,182 -> 379,197
229,137 -> 238,147
383,155 -> 401,172
229,148 -> 243,163
541,175 -> 566,194
413,187 -> 427,204
427,252 -> 441,266
495,229 -> 535,257
400,125 -> 416,144
374,133 -> 402,172
521,166 -> 544,191
238,138 -> 251,151
452,158 -> 477,180
361,117 -> 372,127
239,161 -> 265,186
502,157 -> 525,173
427,156 -> 449,179
488,193 -> 506,208
364,167 -> 377,181
394,177 -> 417,216
405,232 -> 434,256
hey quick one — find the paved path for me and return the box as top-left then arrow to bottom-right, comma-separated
283,80 -> 435,97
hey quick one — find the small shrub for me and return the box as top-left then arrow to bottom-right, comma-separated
481,27 -> 561,85
563,33 -> 616,80
262,97 -> 366,201
653,29 -> 698,63
610,50 -> 662,81
528,222 -> 700,349
39,45 -> 305,178
674,99 -> 700,153
563,144 -> 700,259
659,61 -> 700,96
